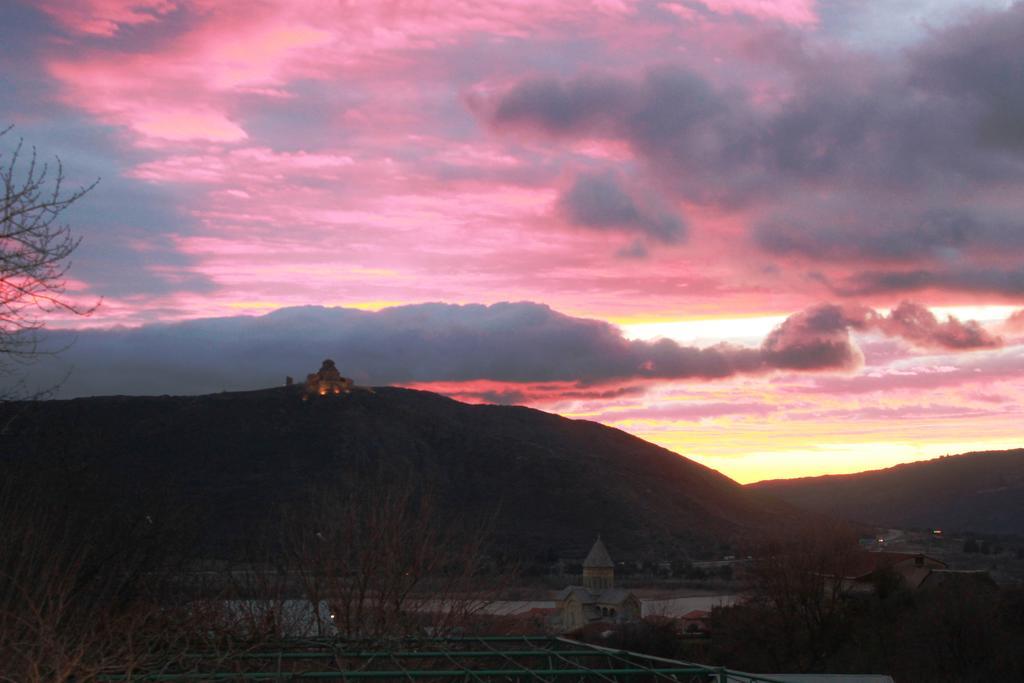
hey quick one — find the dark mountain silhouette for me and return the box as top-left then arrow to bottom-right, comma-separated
749,449 -> 1024,535
0,386 -> 799,561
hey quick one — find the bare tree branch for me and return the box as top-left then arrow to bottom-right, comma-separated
283,471 -> 505,641
1,125 -> 100,398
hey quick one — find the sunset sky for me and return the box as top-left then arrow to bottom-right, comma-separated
3,0 -> 1024,483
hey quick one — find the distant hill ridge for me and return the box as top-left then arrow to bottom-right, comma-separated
0,385 -> 799,560
749,449 -> 1024,535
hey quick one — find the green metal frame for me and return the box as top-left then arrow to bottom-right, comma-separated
99,636 -> 790,682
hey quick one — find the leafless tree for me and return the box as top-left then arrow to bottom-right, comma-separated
0,469 -> 212,682
284,472 -> 504,641
0,476 -> 148,681
712,521 -> 862,672
1,125 -> 99,395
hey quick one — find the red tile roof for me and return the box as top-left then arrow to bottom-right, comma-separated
840,551 -> 946,579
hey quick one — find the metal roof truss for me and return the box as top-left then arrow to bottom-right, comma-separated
99,635 -> 789,682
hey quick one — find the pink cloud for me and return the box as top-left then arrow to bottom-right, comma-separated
1004,309 -> 1024,333
40,0 -> 662,147
399,379 -> 651,406
130,108 -> 248,143
37,0 -> 1024,332
690,0 -> 816,26
36,0 -> 178,36
787,345 -> 1024,396
45,25 -> 326,144
591,400 -> 777,421
129,147 -> 355,183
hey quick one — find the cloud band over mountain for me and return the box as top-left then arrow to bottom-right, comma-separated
26,301 -> 999,399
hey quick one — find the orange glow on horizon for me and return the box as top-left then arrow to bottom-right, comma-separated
620,422 -> 1024,484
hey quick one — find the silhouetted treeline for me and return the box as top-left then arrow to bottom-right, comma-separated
708,524 -> 1024,681
710,574 -> 1024,682
0,462 -> 503,681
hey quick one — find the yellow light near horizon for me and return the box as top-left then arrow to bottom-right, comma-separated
333,300 -> 406,311
619,314 -> 787,343
928,305 -> 1019,323
616,304 -> 1020,346
661,437 -> 1024,484
225,299 -> 408,314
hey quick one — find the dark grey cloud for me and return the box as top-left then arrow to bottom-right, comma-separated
488,66 -> 760,206
492,74 -> 634,136
880,301 -> 1001,349
558,170 -> 685,244
476,3 -> 1024,296
835,268 -> 1024,297
485,15 -> 1024,200
23,303 -> 766,397
18,301 -> 998,399
908,3 -> 1024,151
755,207 -> 1024,263
761,305 -> 865,371
763,302 -> 1001,363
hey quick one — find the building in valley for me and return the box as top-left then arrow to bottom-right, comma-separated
555,537 -> 641,632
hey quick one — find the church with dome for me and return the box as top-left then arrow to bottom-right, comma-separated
301,359 -> 353,397
555,537 -> 641,632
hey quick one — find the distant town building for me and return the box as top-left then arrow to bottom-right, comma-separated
303,359 -> 353,398
830,552 -> 950,594
555,537 -> 641,632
